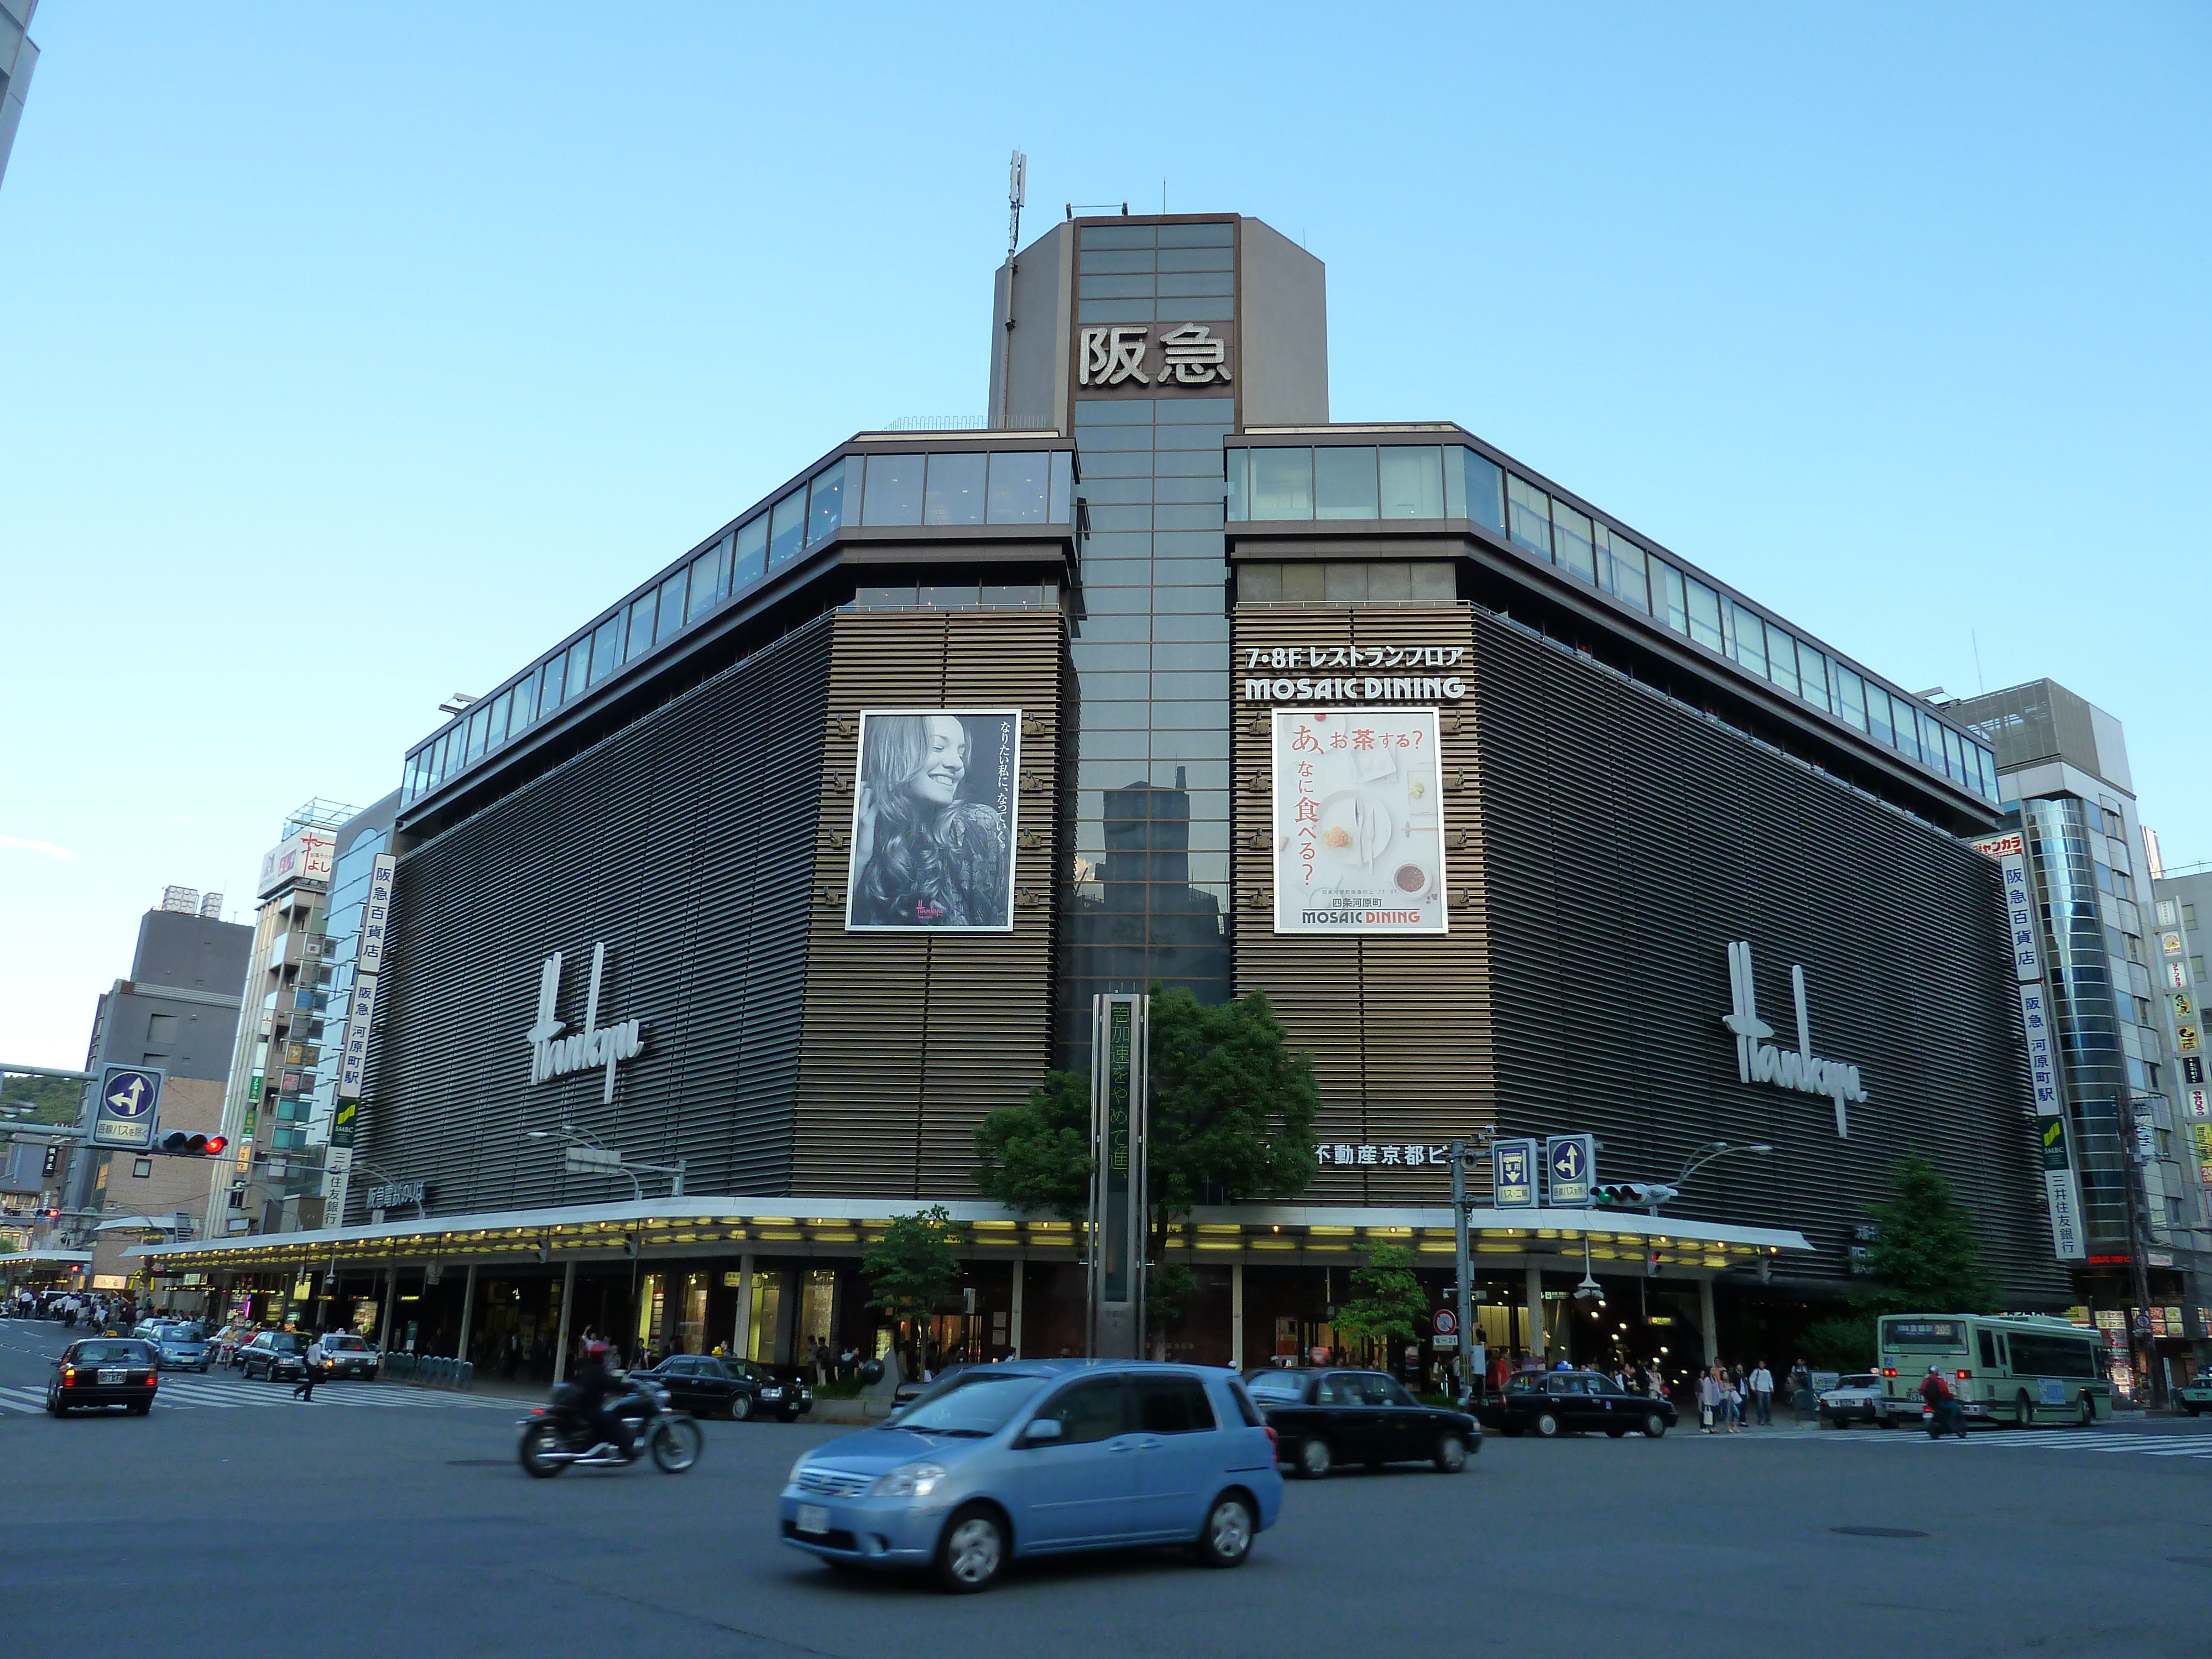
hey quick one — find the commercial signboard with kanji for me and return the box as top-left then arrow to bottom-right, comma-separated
1270,707 -> 1446,935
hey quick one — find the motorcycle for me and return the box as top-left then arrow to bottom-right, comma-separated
517,1376 -> 703,1477
1920,1400 -> 1967,1439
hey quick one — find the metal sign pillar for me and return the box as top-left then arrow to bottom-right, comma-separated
1087,993 -> 1149,1359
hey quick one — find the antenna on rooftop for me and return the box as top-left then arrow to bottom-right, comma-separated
1006,148 -> 1027,259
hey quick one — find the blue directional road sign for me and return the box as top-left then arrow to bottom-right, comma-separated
1545,1134 -> 1596,1206
1492,1139 -> 1538,1208
91,1063 -> 166,1149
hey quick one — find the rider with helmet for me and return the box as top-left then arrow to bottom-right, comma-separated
1919,1364 -> 1966,1438
572,1334 -> 632,1459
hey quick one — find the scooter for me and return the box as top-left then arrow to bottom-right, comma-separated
1921,1400 -> 1968,1439
517,1378 -> 703,1477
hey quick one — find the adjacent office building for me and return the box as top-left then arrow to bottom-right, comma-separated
76,894 -> 253,1288
1956,679 -> 2211,1390
0,1 -> 36,192
137,212 -> 2064,1379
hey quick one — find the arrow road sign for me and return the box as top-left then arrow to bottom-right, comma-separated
91,1063 -> 165,1149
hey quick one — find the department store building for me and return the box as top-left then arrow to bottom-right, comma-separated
139,212 -> 2064,1381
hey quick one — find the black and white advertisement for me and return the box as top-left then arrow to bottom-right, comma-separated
844,709 -> 1020,931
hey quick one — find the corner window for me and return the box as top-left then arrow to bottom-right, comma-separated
732,515 -> 768,587
1250,447 -> 1313,519
1596,527 -> 1648,612
588,615 -> 623,686
1796,641 -> 1829,712
1833,664 -> 1867,731
986,451 -> 1050,523
862,453 -> 925,526
1454,448 -> 1505,533
1684,576 -> 1723,651
1552,499 -> 1595,582
1506,475 -> 1552,558
625,594 -> 656,662
1379,446 -> 1444,519
656,571 -> 687,643
486,688 -> 513,747
806,460 -> 847,544
1225,448 -> 1249,520
1314,446 -> 1379,519
769,486 -> 810,563
687,539 -> 726,623
1656,561 -> 1689,634
561,639 -> 588,704
1762,620 -> 1797,696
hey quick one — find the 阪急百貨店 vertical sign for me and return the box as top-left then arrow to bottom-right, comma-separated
1270,707 -> 1446,935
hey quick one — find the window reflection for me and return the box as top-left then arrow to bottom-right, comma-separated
1250,448 -> 1312,518
806,460 -> 846,545
1506,476 -> 1551,558
1380,446 -> 1444,519
769,487 -> 807,566
1314,447 -> 1379,520
863,454 -> 924,525
732,515 -> 768,586
987,451 -> 1049,523
925,452 -> 987,524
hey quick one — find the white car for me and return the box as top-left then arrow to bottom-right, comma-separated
1817,1373 -> 1885,1428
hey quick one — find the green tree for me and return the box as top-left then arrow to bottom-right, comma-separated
862,1205 -> 964,1383
1858,1152 -> 1993,1316
1331,1244 -> 1429,1363
1798,1315 -> 1876,1373
973,985 -> 1320,1348
1,1074 -> 84,1125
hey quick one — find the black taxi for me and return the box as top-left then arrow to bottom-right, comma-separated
1242,1366 -> 1479,1478
1478,1368 -> 1674,1438
47,1338 -> 160,1416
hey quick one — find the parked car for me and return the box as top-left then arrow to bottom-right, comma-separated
47,1338 -> 160,1416
1817,1373 -> 1887,1428
152,1324 -> 212,1373
1477,1369 -> 1676,1438
635,1354 -> 787,1421
238,1330 -> 311,1382
782,1360 -> 1281,1592
1241,1366 -> 1478,1478
742,1360 -> 813,1421
314,1332 -> 379,1380
2174,1376 -> 2212,1418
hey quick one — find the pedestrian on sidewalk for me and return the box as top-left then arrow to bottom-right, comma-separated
1751,1360 -> 1775,1426
1698,1367 -> 1721,1432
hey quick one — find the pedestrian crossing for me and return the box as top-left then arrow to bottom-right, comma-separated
0,1374 -> 514,1415
1815,1426 -> 2212,1462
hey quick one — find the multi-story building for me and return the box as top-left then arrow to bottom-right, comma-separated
0,1 -> 36,191
2149,858 -> 2212,1383
73,894 -> 253,1294
139,210 -> 2062,1386
207,802 -> 351,1241
1955,678 -> 2210,1396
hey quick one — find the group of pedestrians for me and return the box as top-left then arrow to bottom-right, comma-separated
1696,1361 -> 1778,1432
7,1288 -> 137,1329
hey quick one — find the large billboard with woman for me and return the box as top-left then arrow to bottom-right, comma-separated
844,709 -> 1021,931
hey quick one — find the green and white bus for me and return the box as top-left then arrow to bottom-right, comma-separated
1876,1314 -> 2112,1428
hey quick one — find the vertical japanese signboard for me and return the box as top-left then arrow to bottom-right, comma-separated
1492,1139 -> 1537,1208
1088,993 -> 1148,1359
1270,707 -> 1447,935
2039,1116 -> 2085,1260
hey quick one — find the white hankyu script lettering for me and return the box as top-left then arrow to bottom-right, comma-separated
1723,940 -> 1867,1136
526,942 -> 645,1105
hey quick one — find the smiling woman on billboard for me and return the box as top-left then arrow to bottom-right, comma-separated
845,709 -> 1020,931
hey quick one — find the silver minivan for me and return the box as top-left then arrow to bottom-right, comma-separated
781,1360 -> 1284,1593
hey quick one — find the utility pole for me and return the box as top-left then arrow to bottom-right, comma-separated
1451,1139 -> 1475,1407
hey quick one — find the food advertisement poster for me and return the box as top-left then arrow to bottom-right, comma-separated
1271,707 -> 1447,935
845,708 -> 1019,932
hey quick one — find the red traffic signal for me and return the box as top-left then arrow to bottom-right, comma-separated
156,1131 -> 227,1158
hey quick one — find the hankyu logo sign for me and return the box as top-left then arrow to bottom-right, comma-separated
526,942 -> 645,1105
1723,941 -> 1869,1136
1077,322 -> 1233,389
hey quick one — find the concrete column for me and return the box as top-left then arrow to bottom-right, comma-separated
734,1253 -> 755,1358
1230,1262 -> 1245,1371
455,1264 -> 478,1365
376,1265 -> 397,1361
1008,1257 -> 1025,1359
1698,1276 -> 1718,1366
1525,1261 -> 1546,1364
551,1259 -> 577,1386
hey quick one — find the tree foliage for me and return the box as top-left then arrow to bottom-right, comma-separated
862,1206 -> 965,1376
1858,1152 -> 1993,1316
971,1071 -> 1093,1221
1331,1244 -> 1429,1358
1798,1315 -> 1876,1372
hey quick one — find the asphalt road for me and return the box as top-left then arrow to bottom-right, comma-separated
5,1318 -> 2210,1659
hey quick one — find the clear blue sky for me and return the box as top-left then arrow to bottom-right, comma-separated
2,3 -> 2205,1066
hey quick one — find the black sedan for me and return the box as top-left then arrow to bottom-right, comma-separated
47,1339 -> 160,1416
1243,1366 -> 1479,1478
1477,1369 -> 1675,1438
635,1355 -> 812,1421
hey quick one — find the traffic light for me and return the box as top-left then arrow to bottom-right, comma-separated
155,1131 -> 229,1158
1592,1182 -> 1678,1209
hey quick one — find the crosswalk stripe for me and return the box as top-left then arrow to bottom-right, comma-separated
1815,1427 -> 2212,1460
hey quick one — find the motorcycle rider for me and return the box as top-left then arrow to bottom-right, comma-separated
572,1337 -> 633,1459
1919,1363 -> 1966,1438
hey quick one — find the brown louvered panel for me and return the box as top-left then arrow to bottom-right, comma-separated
790,608 -> 1067,1199
1229,603 -> 1495,1208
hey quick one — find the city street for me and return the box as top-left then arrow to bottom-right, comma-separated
5,1320 -> 2209,1659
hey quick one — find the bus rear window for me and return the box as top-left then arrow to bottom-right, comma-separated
1882,1319 -> 1966,1348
